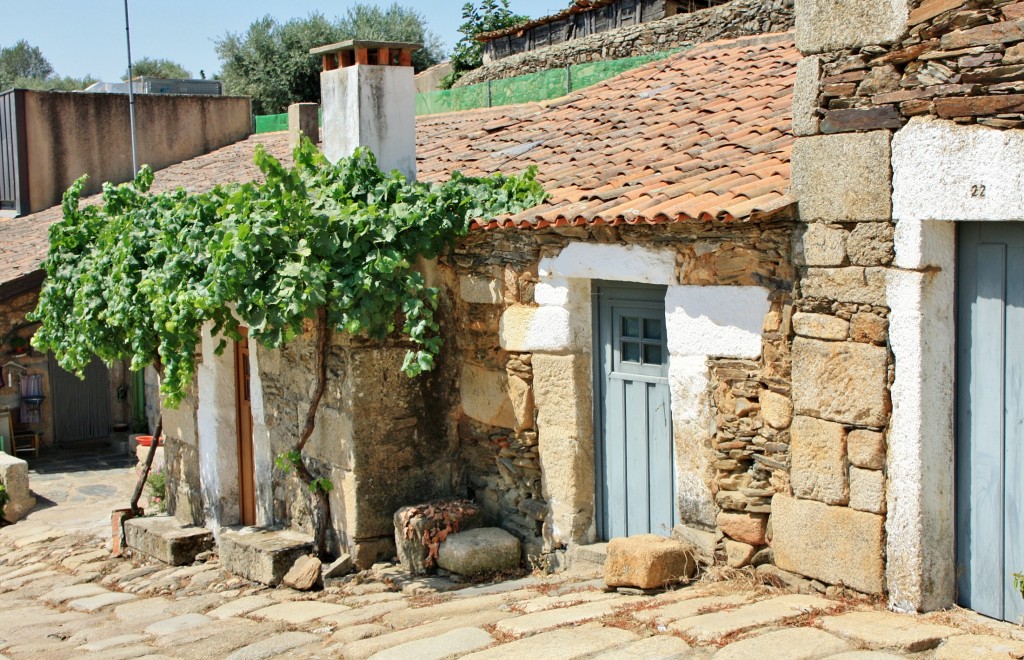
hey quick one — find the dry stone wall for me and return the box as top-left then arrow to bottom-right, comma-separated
794,0 -> 1024,137
444,217 -> 795,570
455,0 -> 794,87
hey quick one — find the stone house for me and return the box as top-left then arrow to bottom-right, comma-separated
179,8 -> 1024,623
9,0 -> 1024,626
478,0 -> 697,63
159,32 -> 802,576
789,0 -> 1024,624
456,0 -> 794,88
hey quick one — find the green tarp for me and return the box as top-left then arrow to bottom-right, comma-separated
254,48 -> 681,132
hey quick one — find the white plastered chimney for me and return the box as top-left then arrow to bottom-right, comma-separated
310,40 -> 420,180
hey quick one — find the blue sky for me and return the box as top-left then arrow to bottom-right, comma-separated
0,1 -> 566,81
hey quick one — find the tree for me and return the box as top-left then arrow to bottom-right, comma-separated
9,74 -> 98,92
335,4 -> 446,72
441,0 -> 529,89
0,40 -> 54,89
125,57 -> 192,81
30,139 -> 545,558
217,5 -> 445,115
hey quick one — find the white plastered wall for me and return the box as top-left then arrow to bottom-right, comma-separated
889,116 -> 1024,611
196,324 -> 272,533
502,242 -> 770,543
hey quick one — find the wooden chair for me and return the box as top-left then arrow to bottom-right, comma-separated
12,429 -> 39,459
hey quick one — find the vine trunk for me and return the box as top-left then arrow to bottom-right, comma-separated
294,306 -> 332,559
130,361 -> 163,514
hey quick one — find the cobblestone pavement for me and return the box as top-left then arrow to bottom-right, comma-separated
2,443 -> 1024,659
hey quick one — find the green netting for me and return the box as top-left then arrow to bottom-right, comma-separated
255,113 -> 288,134
570,49 -> 677,90
255,108 -> 324,135
414,83 -> 489,116
254,48 -> 682,128
490,67 -> 568,108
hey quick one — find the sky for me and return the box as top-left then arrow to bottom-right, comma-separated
0,1 -> 568,82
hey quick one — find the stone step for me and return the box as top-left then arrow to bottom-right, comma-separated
124,516 -> 214,566
567,542 -> 608,570
219,526 -> 313,586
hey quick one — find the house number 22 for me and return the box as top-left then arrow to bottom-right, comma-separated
971,184 -> 987,198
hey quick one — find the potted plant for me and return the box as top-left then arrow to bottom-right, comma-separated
146,470 -> 167,513
8,337 -> 29,355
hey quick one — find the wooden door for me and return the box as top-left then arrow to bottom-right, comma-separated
957,222 -> 1024,622
595,283 -> 675,540
235,328 -> 256,526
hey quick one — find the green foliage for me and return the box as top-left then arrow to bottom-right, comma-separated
9,74 -> 99,92
309,477 -> 334,495
275,450 -> 304,473
216,5 -> 445,115
126,57 -> 192,81
1,39 -> 96,91
31,139 -> 546,409
277,452 -> 333,494
146,470 -> 167,512
0,40 -> 54,89
1015,572 -> 1024,599
441,0 -> 529,89
0,483 -> 8,511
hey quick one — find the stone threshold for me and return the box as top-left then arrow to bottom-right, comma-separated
124,515 -> 214,566
219,526 -> 313,586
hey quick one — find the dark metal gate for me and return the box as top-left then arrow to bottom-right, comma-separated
48,354 -> 111,444
0,90 -> 28,216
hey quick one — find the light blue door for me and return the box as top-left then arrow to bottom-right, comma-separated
595,283 -> 675,540
957,222 -> 1024,623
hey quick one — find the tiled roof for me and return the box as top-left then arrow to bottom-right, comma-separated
0,32 -> 796,289
418,33 -> 797,230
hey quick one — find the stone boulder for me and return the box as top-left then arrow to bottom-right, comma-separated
323,553 -> 354,579
394,500 -> 484,574
717,512 -> 769,546
605,534 -> 697,590
0,451 -> 35,523
436,528 -> 521,576
282,555 -> 322,591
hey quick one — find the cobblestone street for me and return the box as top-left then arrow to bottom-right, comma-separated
2,446 -> 1024,659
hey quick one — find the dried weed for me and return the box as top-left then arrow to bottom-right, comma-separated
695,565 -> 777,598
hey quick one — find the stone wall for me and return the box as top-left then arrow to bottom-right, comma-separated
163,386 -> 202,526
794,0 -> 1024,138
787,0 -> 1024,612
442,217 -> 795,569
252,326 -> 459,568
455,0 -> 793,87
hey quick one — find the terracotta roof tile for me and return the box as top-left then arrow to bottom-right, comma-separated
1,32 -> 797,287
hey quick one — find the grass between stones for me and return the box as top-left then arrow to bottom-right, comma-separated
710,602 -> 851,648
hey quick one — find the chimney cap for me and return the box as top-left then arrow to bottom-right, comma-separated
310,40 -> 422,56
311,40 -> 422,71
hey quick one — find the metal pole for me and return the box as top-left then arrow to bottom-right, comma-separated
124,0 -> 139,175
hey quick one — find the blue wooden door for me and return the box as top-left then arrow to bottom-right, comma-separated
957,222 -> 1024,623
595,283 -> 675,540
